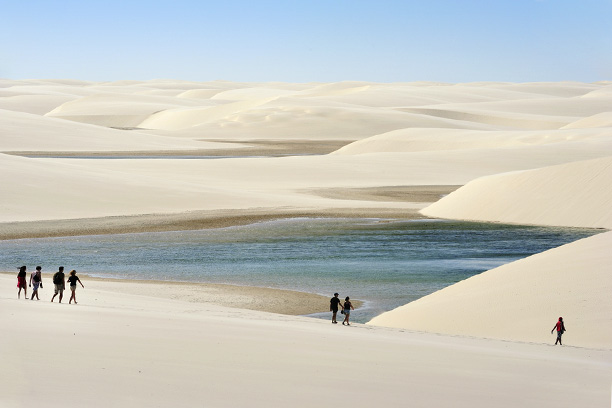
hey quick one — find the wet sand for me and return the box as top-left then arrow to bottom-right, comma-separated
0,185 -> 459,240
1,271 -> 361,316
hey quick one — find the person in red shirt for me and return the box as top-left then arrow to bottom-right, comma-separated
551,317 -> 566,345
17,266 -> 27,299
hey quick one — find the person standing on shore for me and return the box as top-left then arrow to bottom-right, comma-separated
330,293 -> 342,324
29,266 -> 43,300
17,266 -> 27,299
67,270 -> 84,304
51,266 -> 66,303
551,317 -> 566,345
342,296 -> 354,326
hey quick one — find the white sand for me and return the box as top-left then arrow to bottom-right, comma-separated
1,80 -> 611,406
371,156 -> 612,348
1,273 -> 610,408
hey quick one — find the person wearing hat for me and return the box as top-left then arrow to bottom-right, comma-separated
551,317 -> 566,345
330,293 -> 342,324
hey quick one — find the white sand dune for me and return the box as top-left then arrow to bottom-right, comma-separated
369,230 -> 612,349
138,97 -> 279,130
421,155 -> 612,229
371,156 -> 612,347
0,109 -> 221,152
333,127 -> 612,155
46,92 -> 209,128
1,80 -> 611,406
562,111 -> 612,129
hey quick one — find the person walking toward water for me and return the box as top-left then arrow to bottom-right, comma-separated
17,266 -> 27,299
330,292 -> 342,324
29,266 -> 43,300
342,296 -> 354,326
551,317 -> 566,345
51,266 -> 66,303
67,270 -> 84,304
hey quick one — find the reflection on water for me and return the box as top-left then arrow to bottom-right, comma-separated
0,218 -> 599,323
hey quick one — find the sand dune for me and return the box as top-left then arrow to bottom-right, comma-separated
1,80 -> 611,406
368,230 -> 612,349
333,127 -> 612,155
371,156 -> 612,346
46,92 -> 209,127
562,111 -> 612,129
421,155 -> 612,229
0,109 -> 218,152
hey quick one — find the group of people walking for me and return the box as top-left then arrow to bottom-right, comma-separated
330,293 -> 354,325
17,265 -> 84,304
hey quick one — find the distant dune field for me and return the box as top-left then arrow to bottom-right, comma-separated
1,79 -> 611,348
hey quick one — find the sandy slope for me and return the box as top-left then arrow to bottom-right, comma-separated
369,230 -> 612,349
1,274 -> 610,408
370,156 -> 612,348
421,155 -> 612,229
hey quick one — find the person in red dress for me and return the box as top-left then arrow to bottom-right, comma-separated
17,265 -> 27,299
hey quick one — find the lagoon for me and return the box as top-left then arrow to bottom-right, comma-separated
0,218 -> 599,323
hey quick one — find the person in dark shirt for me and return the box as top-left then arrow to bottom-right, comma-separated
51,267 -> 66,303
29,266 -> 43,300
342,296 -> 354,326
17,265 -> 27,299
67,270 -> 85,304
551,317 -> 566,345
330,293 -> 342,324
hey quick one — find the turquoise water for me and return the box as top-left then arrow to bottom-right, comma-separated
0,218 -> 599,323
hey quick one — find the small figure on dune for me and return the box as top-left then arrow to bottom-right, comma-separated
29,266 -> 43,300
17,266 -> 28,299
551,317 -> 566,345
67,270 -> 84,304
342,296 -> 354,326
51,266 -> 66,303
330,292 -> 342,324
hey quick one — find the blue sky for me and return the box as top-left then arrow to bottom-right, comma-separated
2,0 -> 611,83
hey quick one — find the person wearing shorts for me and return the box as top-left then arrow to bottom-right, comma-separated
29,266 -> 43,300
330,293 -> 342,324
342,296 -> 354,326
67,270 -> 84,304
51,267 -> 66,303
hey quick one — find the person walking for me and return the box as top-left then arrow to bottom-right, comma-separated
551,317 -> 566,345
17,266 -> 27,299
330,293 -> 342,324
342,296 -> 354,326
67,270 -> 84,304
29,266 -> 43,300
51,266 -> 66,303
